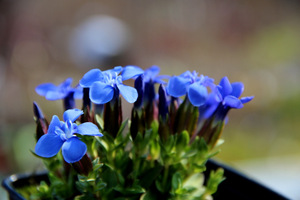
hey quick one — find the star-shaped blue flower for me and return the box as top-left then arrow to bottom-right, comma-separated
167,71 -> 215,107
217,76 -> 253,109
123,65 -> 169,84
79,66 -> 143,104
35,109 -> 103,163
35,78 -> 83,100
199,77 -> 254,119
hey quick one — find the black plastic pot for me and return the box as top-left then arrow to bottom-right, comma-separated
205,159 -> 288,200
2,171 -> 49,200
2,160 -> 288,200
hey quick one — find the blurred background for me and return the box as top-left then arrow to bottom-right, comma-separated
1,0 -> 300,199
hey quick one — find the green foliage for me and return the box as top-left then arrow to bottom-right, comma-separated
27,110 -> 224,199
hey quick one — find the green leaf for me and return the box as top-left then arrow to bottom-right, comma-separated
140,190 -> 158,200
176,131 -> 190,152
198,137 -> 209,152
163,134 -> 175,153
206,168 -> 225,195
155,180 -> 164,193
114,185 -> 145,195
150,120 -> 159,136
95,181 -> 107,192
95,114 -> 104,130
183,173 -> 204,190
139,163 -> 163,189
150,140 -> 160,160
116,119 -> 129,139
171,172 -> 182,192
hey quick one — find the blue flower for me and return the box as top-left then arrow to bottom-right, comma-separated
35,109 -> 103,163
79,66 -> 143,104
194,77 -> 254,147
142,65 -> 169,84
167,71 -> 215,107
200,76 -> 254,121
124,65 -> 169,84
35,78 -> 83,101
217,76 -> 253,110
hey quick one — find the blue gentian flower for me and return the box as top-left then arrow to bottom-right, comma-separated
79,66 -> 143,104
35,78 -> 83,101
199,77 -> 254,120
167,71 -> 215,107
217,76 -> 253,109
141,65 -> 169,84
35,109 -> 103,163
206,76 -> 254,121
124,65 -> 169,84
127,65 -> 169,106
194,77 -> 254,146
198,91 -> 221,120
142,66 -> 169,104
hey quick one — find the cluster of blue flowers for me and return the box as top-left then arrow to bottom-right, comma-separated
34,65 -> 253,164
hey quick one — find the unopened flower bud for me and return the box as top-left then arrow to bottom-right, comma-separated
33,102 -> 48,141
72,154 -> 93,176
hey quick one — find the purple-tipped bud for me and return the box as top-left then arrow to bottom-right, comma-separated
144,81 -> 157,127
33,101 -> 44,120
158,84 -> 168,120
104,89 -> 122,138
63,91 -> 76,110
82,88 -> 91,109
130,107 -> 145,140
81,88 -> 93,123
169,97 -> 179,133
33,102 -> 49,140
72,154 -> 93,176
134,75 -> 144,109
144,81 -> 155,105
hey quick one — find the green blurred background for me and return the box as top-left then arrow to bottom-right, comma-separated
1,0 -> 300,199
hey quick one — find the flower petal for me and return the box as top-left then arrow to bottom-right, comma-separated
48,115 -> 62,134
188,83 -> 208,106
223,95 -> 243,109
105,66 -> 123,78
117,83 -> 138,103
153,75 -> 169,84
45,91 -> 67,100
144,65 -> 160,81
35,133 -> 64,158
62,137 -> 87,163
231,82 -> 244,98
122,65 -> 144,80
59,78 -> 72,89
147,65 -> 160,75
73,85 -> 84,99
202,103 -> 219,119
35,83 -> 57,96
90,82 -> 114,104
180,71 -> 193,79
240,96 -> 254,104
77,122 -> 103,137
167,76 -> 190,97
219,77 -> 232,97
80,69 -> 104,88
63,109 -> 83,122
